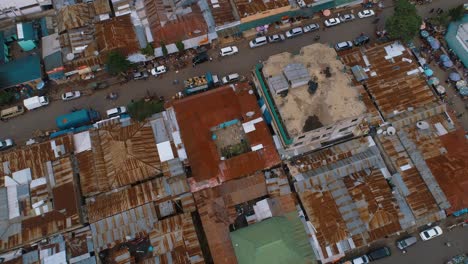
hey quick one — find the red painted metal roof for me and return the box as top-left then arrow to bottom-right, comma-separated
173,83 -> 280,191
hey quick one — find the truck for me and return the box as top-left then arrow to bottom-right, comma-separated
23,96 -> 49,110
56,109 -> 100,130
184,72 -> 220,95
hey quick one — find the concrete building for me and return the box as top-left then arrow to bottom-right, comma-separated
253,43 -> 369,158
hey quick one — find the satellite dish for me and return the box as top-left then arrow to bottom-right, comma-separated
66,53 -> 75,61
416,121 -> 429,130
387,127 -> 396,136
246,111 -> 255,117
248,90 -> 254,95
93,51 -> 99,56
377,129 -> 383,134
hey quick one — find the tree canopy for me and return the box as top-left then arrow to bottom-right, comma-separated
106,51 -> 131,75
141,43 -> 154,57
386,0 -> 422,42
448,4 -> 464,22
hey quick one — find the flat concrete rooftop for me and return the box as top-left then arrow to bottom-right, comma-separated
262,44 -> 367,138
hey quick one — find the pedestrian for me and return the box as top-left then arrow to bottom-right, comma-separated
429,8 -> 434,13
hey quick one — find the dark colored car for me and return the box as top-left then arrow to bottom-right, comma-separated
192,52 -> 209,66
367,247 -> 391,261
354,35 -> 370,46
396,236 -> 417,251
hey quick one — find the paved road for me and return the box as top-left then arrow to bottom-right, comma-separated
376,225 -> 468,264
1,0 -> 465,143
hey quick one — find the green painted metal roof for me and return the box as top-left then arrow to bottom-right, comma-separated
0,54 -> 42,89
445,15 -> 468,68
230,212 -> 316,264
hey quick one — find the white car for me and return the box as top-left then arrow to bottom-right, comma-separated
106,106 -> 127,118
220,46 -> 238,57
61,91 -> 81,101
419,226 -> 443,241
350,255 -> 370,264
268,34 -> 285,43
285,27 -> 303,38
249,36 -> 268,48
303,23 -> 320,33
151,65 -> 167,76
0,138 -> 14,151
324,17 -> 341,27
222,73 -> 240,84
358,9 -> 375,18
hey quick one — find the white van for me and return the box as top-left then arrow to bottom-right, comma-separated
1,106 -> 25,120
249,36 -> 268,48
106,106 -> 127,118
222,73 -> 240,84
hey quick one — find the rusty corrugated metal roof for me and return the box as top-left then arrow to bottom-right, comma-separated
173,83 -> 280,192
193,173 -> 268,264
340,43 -> 436,119
77,122 -> 162,197
86,175 -> 191,223
95,15 -> 139,57
57,3 -> 95,33
428,129 -> 468,215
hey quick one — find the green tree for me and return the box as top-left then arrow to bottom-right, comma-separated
161,42 -> 168,57
175,41 -> 185,52
448,4 -> 464,22
0,91 -> 14,106
385,0 -> 422,42
127,99 -> 164,121
141,43 -> 154,57
106,51 -> 131,75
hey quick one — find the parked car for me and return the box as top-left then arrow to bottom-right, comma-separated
222,73 -> 240,84
303,23 -> 320,33
340,14 -> 355,22
133,71 -> 148,80
420,226 -> 443,241
0,138 -> 14,151
348,255 -> 370,264
358,9 -> 375,18
285,27 -> 303,38
61,91 -> 81,101
220,46 -> 239,57
324,17 -> 341,27
249,36 -> 268,48
151,65 -> 167,76
335,41 -> 353,51
106,106 -> 127,118
396,236 -> 418,251
367,247 -> 391,261
354,35 -> 370,46
192,52 -> 209,66
268,34 -> 285,43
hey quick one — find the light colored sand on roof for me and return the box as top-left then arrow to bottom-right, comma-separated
263,44 -> 367,136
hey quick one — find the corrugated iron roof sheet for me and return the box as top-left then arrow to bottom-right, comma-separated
193,173 -> 268,264
172,83 -> 280,192
77,122 -> 162,197
94,15 -> 139,57
86,175 -> 191,223
340,43 -> 437,119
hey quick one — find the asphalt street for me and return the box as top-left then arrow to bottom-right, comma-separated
1,0 -> 465,141
375,225 -> 468,264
